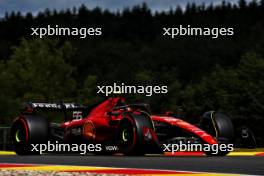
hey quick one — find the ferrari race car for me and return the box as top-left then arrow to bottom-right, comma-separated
10,97 -> 234,156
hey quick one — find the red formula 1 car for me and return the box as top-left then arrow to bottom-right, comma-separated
10,97 -> 234,156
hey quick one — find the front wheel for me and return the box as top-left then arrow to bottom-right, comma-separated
200,111 -> 234,156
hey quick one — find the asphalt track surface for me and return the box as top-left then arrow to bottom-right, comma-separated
0,155 -> 263,175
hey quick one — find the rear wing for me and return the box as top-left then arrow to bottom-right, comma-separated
21,102 -> 89,121
22,102 -> 88,113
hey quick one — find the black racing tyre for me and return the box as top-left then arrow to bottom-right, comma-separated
117,113 -> 157,156
200,111 -> 234,156
201,111 -> 234,141
10,115 -> 49,155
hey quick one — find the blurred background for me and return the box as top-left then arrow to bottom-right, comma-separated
0,0 -> 263,149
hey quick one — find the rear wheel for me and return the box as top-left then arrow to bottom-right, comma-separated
11,115 -> 49,155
